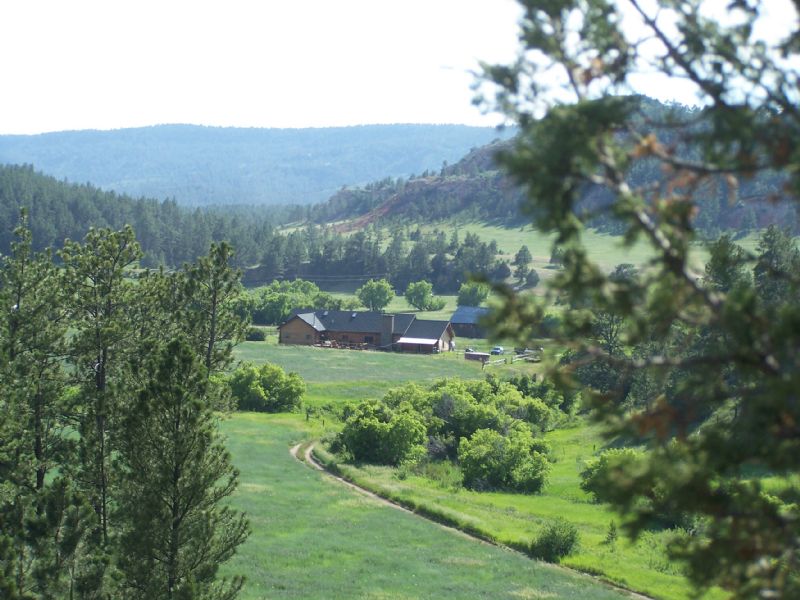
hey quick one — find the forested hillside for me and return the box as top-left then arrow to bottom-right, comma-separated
315,97 -> 796,236
0,164 -> 277,267
0,124 -> 509,206
0,165 -> 510,293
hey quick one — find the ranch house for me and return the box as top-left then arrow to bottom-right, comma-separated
278,310 -> 455,353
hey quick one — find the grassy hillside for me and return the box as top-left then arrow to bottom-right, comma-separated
220,412 -> 630,599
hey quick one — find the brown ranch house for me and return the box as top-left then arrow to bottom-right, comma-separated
278,310 -> 455,354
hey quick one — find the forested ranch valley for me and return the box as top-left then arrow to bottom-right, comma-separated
3,3 -> 800,599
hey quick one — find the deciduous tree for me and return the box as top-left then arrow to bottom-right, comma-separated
355,278 -> 395,312
456,281 -> 489,307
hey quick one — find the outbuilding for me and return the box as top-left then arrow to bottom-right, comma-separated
450,306 -> 490,338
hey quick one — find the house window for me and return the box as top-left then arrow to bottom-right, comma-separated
285,333 -> 291,339
364,335 -> 374,343
306,334 -> 311,340
342,335 -> 349,341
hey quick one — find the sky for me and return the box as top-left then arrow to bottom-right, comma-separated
0,0 -> 523,135
1,0 -> 796,135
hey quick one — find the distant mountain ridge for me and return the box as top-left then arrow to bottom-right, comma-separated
0,124 -> 510,206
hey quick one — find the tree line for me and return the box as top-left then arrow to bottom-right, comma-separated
0,214 -> 250,599
252,223 -> 509,294
0,165 -> 514,295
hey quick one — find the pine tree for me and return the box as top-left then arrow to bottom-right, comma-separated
482,1 -> 800,594
0,214 -> 95,598
180,242 -> 248,378
116,339 -> 250,600
513,245 -> 532,283
60,226 -> 142,546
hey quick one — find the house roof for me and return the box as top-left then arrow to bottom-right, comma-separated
295,312 -> 326,332
450,305 -> 490,325
285,310 -> 415,336
403,319 -> 451,340
281,310 -> 455,342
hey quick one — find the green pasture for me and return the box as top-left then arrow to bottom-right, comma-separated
234,333 -> 559,406
235,335 -> 478,406
220,412 -> 630,600
320,420 -> 725,600
421,222 -> 768,275
235,339 -> 483,384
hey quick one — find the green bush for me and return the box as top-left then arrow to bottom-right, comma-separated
530,518 -> 579,563
228,362 -> 305,412
580,447 -> 646,502
456,281 -> 490,306
245,327 -> 266,341
339,399 -> 426,465
458,427 -> 550,493
405,280 -> 447,311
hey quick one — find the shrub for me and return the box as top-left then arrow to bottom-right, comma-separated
530,518 -> 579,562
525,268 -> 540,288
580,447 -> 646,502
411,459 -> 463,490
228,362 -> 305,412
458,427 -> 550,493
405,280 -> 446,311
338,399 -> 426,465
245,326 -> 266,341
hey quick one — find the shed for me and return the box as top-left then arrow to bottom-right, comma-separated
396,319 -> 455,354
450,306 -> 490,338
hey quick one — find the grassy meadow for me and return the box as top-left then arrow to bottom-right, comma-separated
220,412 -> 631,599
316,421 -> 725,600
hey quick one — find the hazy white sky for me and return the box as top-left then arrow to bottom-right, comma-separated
0,0 -> 523,134
1,1 -> 796,135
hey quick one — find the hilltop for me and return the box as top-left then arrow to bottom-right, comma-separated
0,124 -> 510,206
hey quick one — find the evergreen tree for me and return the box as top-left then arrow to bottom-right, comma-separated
116,339 -> 249,600
60,226 -> 142,548
753,226 -> 800,307
703,235 -> 751,294
513,245 -> 532,283
180,242 -> 248,377
0,215 -> 99,598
